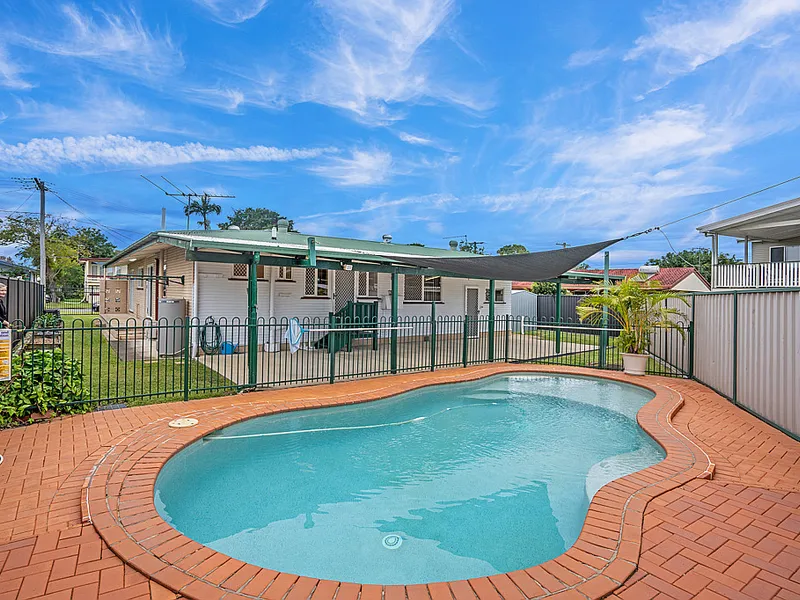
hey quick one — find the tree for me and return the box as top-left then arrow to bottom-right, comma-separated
646,247 -> 739,283
528,282 -> 557,294
219,208 -> 295,231
185,196 -> 222,230
72,227 -> 116,257
575,262 -> 590,270
497,244 -> 528,255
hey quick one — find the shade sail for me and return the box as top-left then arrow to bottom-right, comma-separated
386,238 -> 622,281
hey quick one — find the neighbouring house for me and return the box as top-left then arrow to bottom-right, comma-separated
512,266 -> 709,294
0,257 -> 36,280
103,220 -> 514,338
698,196 -> 800,289
79,257 -> 127,304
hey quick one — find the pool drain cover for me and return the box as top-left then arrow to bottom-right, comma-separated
169,418 -> 198,428
382,534 -> 403,549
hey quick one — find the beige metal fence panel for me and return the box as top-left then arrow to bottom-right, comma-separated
737,291 -> 800,436
693,294 -> 734,398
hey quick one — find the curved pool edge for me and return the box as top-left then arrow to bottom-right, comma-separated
82,365 -> 713,600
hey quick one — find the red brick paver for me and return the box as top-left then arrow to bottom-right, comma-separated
2,365 -> 800,599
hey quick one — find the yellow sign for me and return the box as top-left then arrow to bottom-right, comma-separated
0,329 -> 10,381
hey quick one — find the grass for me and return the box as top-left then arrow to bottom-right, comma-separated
527,327 -> 619,347
59,315 -> 235,407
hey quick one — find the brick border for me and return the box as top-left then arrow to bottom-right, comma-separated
83,365 -> 712,599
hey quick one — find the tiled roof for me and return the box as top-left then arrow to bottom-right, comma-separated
513,267 -> 709,292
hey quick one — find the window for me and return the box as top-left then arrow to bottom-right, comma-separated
770,247 -> 786,263
277,267 -> 293,281
404,275 -> 441,302
485,287 -> 505,303
358,272 -> 379,297
304,268 -> 329,297
231,264 -> 266,278
136,268 -> 144,290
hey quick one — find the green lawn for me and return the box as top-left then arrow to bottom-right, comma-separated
60,315 -> 235,407
528,327 -> 618,347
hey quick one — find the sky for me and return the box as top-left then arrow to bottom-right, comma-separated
1,0 -> 800,267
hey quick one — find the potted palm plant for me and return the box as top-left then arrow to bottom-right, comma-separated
576,278 -> 688,376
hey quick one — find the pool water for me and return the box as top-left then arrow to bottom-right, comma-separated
155,374 -> 664,584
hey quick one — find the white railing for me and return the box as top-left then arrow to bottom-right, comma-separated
714,262 -> 800,289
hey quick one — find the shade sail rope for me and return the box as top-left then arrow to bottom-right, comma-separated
202,402 -> 500,441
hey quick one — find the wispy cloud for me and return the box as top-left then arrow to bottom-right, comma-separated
0,45 -> 32,90
627,0 -> 800,84
310,149 -> 394,186
190,0 -> 270,24
566,47 -> 611,69
398,131 -> 435,146
9,4 -> 183,80
0,135 -> 336,171
304,0 -> 491,124
299,193 -> 456,219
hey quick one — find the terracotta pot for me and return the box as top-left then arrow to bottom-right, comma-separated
621,353 -> 648,376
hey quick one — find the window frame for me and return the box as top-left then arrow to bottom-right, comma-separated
304,268 -> 330,298
770,246 -> 786,263
277,266 -> 294,281
230,264 -> 267,279
136,268 -> 144,290
404,274 -> 443,303
485,287 -> 505,303
357,271 -> 379,298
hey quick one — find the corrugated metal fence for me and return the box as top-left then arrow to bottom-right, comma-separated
691,289 -> 800,439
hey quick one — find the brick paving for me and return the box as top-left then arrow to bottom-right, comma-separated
1,366 -> 799,599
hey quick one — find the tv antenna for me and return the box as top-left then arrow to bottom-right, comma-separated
443,234 -> 485,253
141,175 -> 234,230
556,242 -> 571,249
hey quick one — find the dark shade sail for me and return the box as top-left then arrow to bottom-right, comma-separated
388,238 -> 622,281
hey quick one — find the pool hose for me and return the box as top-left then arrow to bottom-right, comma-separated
199,316 -> 223,354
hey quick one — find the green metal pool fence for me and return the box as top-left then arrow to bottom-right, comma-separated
5,314 -> 691,409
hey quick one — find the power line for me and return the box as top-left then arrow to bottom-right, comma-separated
49,191 -> 136,242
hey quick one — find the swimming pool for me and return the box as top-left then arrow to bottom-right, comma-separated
155,373 -> 664,585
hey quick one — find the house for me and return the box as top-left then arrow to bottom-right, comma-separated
513,267 -> 709,294
698,196 -> 800,289
103,220 -> 514,338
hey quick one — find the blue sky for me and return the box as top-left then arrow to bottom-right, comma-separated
1,0 -> 800,266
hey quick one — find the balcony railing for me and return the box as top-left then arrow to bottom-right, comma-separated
714,261 -> 800,289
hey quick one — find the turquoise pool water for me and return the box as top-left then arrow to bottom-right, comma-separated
155,374 -> 664,584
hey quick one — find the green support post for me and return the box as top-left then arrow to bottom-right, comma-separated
688,296 -> 696,378
390,271 -> 399,374
247,251 -> 260,387
555,282 -> 562,353
430,301 -> 437,372
328,312 -> 336,384
488,280 -> 496,362
182,316 -> 190,401
599,251 -> 609,369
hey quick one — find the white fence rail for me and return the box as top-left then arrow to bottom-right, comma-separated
714,262 -> 800,289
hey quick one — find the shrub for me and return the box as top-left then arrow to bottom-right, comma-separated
0,349 -> 90,427
33,313 -> 63,330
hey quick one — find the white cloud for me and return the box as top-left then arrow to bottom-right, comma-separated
566,47 -> 610,69
0,135 -> 336,171
398,131 -> 435,146
299,193 -> 456,219
309,149 -> 394,186
304,0 -> 491,124
0,46 -> 32,90
627,0 -> 800,79
190,0 -> 269,24
10,4 -> 183,80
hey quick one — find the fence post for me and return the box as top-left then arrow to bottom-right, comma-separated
732,291 -> 738,405
183,317 -> 190,401
555,282 -> 562,353
329,312 -> 336,385
504,314 -> 510,362
391,271 -> 398,374
247,252 -> 260,387
462,316 -> 469,367
688,295 -> 696,379
488,280 -> 495,362
430,302 -> 436,372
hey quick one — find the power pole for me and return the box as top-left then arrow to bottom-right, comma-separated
33,179 -> 47,287
141,176 -> 234,230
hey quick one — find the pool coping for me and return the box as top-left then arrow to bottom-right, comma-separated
82,364 -> 713,600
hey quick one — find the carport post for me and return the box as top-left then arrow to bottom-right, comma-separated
599,251 -> 609,368
391,271 -> 399,374
555,282 -> 562,353
488,280 -> 496,361
247,251 -> 260,386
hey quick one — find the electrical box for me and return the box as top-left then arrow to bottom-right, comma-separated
100,280 -> 128,314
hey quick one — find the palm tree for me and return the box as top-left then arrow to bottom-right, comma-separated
576,278 -> 688,355
184,195 -> 222,230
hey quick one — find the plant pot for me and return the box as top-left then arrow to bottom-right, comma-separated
621,353 -> 648,376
